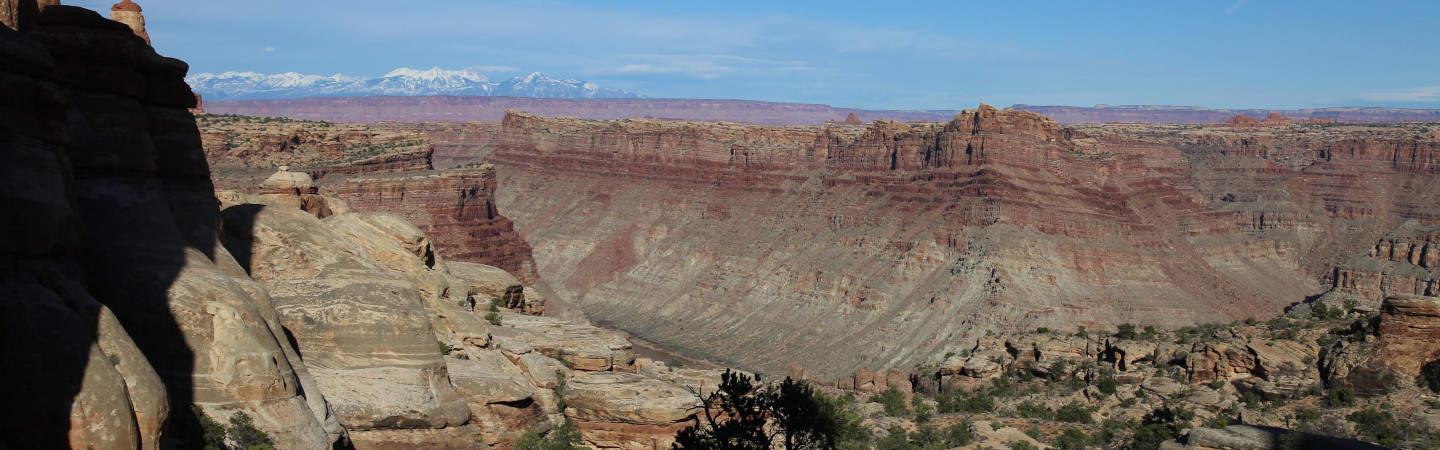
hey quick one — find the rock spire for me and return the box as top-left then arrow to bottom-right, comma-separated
109,0 -> 147,43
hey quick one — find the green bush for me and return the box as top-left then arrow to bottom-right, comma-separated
1321,388 -> 1355,408
1096,375 -> 1118,394
1053,401 -> 1094,424
1008,440 -> 1040,450
490,297 -> 504,312
1347,408 -> 1399,448
192,407 -> 275,450
945,421 -> 977,447
1053,428 -> 1088,450
227,411 -> 274,450
874,386 -> 910,417
485,311 -> 502,326
875,426 -> 915,450
1013,401 -> 1052,421
515,419 -> 584,450
937,389 -> 996,414
1115,323 -> 1139,340
437,340 -> 452,355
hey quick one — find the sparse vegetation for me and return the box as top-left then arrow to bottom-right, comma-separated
874,386 -> 910,417
194,406 -> 275,450
515,418 -> 584,450
485,311 -> 503,326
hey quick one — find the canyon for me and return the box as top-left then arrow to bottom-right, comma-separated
354,110 -> 1440,381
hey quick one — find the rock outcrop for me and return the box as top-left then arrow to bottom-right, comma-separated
199,115 -> 541,283
108,0 -> 146,44
1,7 -> 335,448
1323,294 -> 1440,394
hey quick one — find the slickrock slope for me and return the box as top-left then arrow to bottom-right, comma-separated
199,115 -> 540,283
219,189 -> 711,448
1,7 -> 335,448
459,107 -> 1338,378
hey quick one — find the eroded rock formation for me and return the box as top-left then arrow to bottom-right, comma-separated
199,115 -> 540,283
1,7 -> 335,448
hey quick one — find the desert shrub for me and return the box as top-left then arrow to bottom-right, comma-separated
437,340 -> 451,355
1239,390 -> 1265,406
515,419 -> 583,450
1013,401 -> 1053,421
1096,375 -> 1118,394
1347,408 -> 1399,448
1129,405 -> 1193,450
226,412 -> 274,450
1024,426 -> 1042,440
874,386 -> 910,417
1115,323 -> 1139,340
485,311 -> 502,326
1053,401 -> 1094,424
1142,325 -> 1158,340
913,399 -> 933,425
945,421 -> 977,447
675,370 -> 870,449
1208,379 -> 1226,390
1008,439 -> 1040,450
937,389 -> 996,414
1419,359 -> 1440,393
1052,428 -> 1088,450
875,426 -> 915,450
1321,387 -> 1355,408
489,297 -> 504,312
194,406 -> 228,450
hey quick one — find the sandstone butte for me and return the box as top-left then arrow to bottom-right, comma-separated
353,107 -> 1440,379
0,5 -> 725,449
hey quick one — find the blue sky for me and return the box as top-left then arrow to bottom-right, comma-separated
69,0 -> 1440,109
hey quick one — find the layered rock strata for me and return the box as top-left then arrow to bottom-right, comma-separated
199,115 -> 540,283
376,110 -> 1440,379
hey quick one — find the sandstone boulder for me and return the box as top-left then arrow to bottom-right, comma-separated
1323,294 -> 1440,394
563,372 -> 701,449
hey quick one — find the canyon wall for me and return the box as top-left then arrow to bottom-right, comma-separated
199,115 -> 540,283
382,110 -> 1440,378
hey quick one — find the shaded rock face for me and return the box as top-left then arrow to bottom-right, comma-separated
406,106 -> 1366,378
0,8 -> 334,448
1323,295 -> 1440,394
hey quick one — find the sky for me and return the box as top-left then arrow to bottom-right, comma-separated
68,0 -> 1440,110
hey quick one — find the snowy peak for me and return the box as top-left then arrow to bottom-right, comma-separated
382,67 -> 489,83
186,67 -> 641,101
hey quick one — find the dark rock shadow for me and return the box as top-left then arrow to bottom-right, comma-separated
1,7 -> 216,448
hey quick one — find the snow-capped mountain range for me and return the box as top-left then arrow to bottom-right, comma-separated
186,67 -> 642,100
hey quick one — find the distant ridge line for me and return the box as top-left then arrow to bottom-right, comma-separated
204,95 -> 1440,125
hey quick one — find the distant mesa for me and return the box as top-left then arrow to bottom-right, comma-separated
1222,112 -> 1296,128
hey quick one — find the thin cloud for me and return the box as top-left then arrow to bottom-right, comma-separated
467,65 -> 521,73
1361,86 -> 1440,103
1225,0 -> 1249,14
597,54 -> 816,80
263,46 -> 275,52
